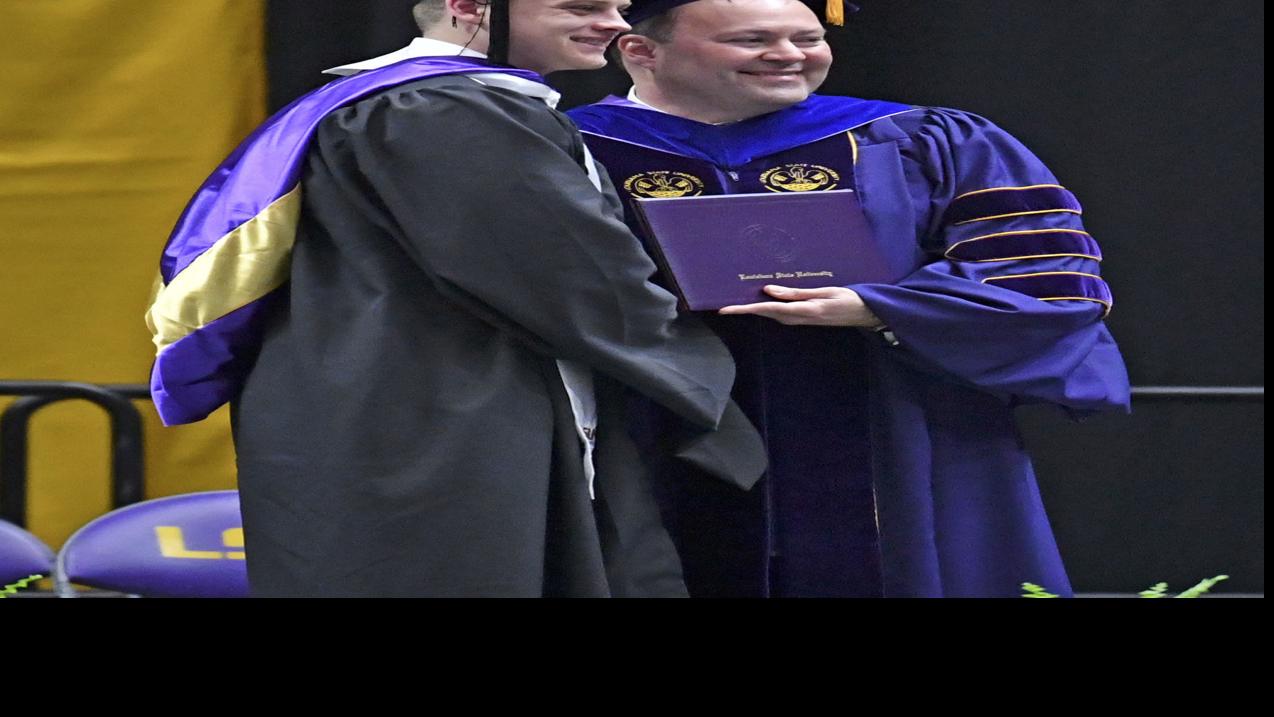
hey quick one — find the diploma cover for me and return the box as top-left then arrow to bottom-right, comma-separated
632,189 -> 905,311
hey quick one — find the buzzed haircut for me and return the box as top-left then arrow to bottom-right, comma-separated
629,0 -> 748,42
608,6 -> 683,65
630,8 -> 680,43
413,0 -> 448,32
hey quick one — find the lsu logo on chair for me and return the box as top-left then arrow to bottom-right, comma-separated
155,526 -> 245,560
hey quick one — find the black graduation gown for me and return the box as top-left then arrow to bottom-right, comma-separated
230,75 -> 764,597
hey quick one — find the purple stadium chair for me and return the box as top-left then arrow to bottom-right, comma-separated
55,490 -> 249,598
1,520 -> 55,585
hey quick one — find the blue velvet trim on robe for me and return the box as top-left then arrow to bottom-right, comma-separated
570,94 -> 915,169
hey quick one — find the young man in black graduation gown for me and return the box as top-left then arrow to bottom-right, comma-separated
146,0 -> 765,597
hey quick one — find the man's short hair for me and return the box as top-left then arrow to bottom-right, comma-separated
413,0 -> 448,33
630,10 -> 680,43
608,7 -> 683,65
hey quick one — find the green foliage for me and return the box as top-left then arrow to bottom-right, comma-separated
0,574 -> 44,598
1020,582 -> 1058,598
1176,575 -> 1229,598
1022,574 -> 1230,598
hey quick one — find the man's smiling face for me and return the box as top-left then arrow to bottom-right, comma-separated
509,0 -> 632,74
638,0 -> 831,121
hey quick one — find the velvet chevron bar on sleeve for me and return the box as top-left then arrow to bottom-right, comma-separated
943,184 -> 1083,226
945,228 -> 1102,263
982,270 -> 1113,313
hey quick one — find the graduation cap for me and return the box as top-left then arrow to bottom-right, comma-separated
624,0 -> 858,27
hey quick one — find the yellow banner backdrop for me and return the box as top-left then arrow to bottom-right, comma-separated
0,0 -> 265,545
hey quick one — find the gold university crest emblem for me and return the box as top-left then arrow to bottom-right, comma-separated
760,164 -> 840,192
624,171 -> 705,198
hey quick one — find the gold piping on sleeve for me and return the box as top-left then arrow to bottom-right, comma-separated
948,227 -> 1091,249
984,272 -> 1111,316
962,253 -> 1102,263
954,183 -> 1066,200
847,130 -> 859,164
1041,296 -> 1113,316
953,208 -> 1082,226
945,227 -> 1099,261
982,270 -> 1104,283
146,185 -> 303,355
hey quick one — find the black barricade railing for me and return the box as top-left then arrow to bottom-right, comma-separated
0,380 -> 1262,529
0,381 -> 150,527
1130,386 -> 1264,398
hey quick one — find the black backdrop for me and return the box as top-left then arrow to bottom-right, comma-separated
266,0 -> 1264,593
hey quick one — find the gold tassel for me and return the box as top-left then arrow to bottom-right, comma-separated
825,0 -> 845,26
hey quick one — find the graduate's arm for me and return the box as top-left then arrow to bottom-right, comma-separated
324,80 -> 737,428
846,109 -> 1130,412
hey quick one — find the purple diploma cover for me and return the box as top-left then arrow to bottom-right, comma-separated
632,189 -> 905,311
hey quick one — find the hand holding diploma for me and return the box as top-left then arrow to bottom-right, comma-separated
719,285 -> 885,328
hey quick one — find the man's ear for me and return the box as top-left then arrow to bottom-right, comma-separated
447,0 -> 487,28
617,35 -> 660,70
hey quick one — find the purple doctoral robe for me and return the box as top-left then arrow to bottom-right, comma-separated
569,95 -> 1130,597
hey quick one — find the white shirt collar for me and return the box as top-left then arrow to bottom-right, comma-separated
323,37 -> 484,75
626,86 -> 662,112
627,86 -> 737,124
323,37 -> 560,108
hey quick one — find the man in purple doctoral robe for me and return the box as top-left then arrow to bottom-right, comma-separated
568,0 -> 1131,597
